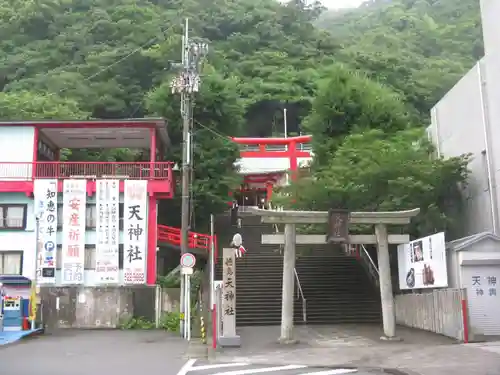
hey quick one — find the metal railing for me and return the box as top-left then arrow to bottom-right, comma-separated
359,244 -> 379,287
157,225 -> 212,251
294,267 -> 307,323
240,143 -> 313,152
0,161 -> 174,180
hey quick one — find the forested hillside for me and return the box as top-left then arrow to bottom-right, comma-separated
0,0 -> 480,234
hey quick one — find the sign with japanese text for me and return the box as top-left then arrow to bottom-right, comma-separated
471,274 -> 497,297
61,179 -> 87,285
123,180 -> 147,284
397,232 -> 448,290
95,179 -> 120,284
33,179 -> 58,284
222,248 -> 237,337
326,209 -> 349,243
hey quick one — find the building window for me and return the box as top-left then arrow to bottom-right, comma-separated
0,251 -> 23,275
0,204 -> 26,230
57,204 -> 124,229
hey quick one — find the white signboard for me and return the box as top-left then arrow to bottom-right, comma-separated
33,179 -> 58,284
123,180 -> 147,284
222,248 -> 236,335
95,180 -> 120,284
61,179 -> 87,284
397,232 -> 448,290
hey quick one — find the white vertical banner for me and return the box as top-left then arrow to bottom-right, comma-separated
33,179 -> 58,284
123,180 -> 147,284
95,180 -> 120,284
61,179 -> 87,285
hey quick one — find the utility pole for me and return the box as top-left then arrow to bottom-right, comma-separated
170,18 -> 208,338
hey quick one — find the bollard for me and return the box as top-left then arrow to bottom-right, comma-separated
200,315 -> 206,344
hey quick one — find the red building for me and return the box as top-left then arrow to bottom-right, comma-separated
0,119 -> 173,286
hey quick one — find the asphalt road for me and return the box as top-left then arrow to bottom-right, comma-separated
0,330 -> 189,375
178,360 -> 408,375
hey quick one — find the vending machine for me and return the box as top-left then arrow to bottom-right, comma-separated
2,296 -> 22,331
0,276 -> 32,332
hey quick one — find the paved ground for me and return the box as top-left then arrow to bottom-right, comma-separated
2,325 -> 500,375
0,330 -> 188,375
179,359 -> 405,375
212,325 -> 500,375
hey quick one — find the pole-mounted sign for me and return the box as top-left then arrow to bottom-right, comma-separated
180,252 -> 196,341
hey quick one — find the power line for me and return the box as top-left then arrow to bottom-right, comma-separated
169,18 -> 208,340
0,25 -> 168,108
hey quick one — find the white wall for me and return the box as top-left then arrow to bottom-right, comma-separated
0,193 -> 36,278
481,0 -> 500,58
0,126 -> 34,180
236,156 -> 312,174
428,62 -> 495,237
0,191 -> 149,285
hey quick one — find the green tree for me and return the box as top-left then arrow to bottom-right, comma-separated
146,67 -> 244,229
279,128 -> 470,238
303,64 -> 412,166
0,91 -> 88,119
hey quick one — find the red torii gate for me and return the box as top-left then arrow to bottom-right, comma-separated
231,135 -> 312,180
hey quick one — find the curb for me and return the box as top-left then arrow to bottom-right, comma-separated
0,330 -> 44,349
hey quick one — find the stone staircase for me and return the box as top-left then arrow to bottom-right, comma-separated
295,253 -> 381,324
215,212 -> 381,326
215,213 -> 304,326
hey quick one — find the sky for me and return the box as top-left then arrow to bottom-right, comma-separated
320,0 -> 366,9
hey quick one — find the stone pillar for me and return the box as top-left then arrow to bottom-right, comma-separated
375,224 -> 397,339
218,248 -> 240,347
279,223 -> 297,344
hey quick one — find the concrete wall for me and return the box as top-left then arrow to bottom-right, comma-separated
40,286 -> 180,330
481,0 -> 500,58
395,288 -> 467,341
0,126 -> 34,180
426,3 -> 500,238
428,60 -> 498,237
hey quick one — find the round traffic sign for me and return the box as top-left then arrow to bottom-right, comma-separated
180,253 -> 196,268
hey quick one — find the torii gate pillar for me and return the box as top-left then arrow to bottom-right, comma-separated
249,207 -> 420,343
375,223 -> 395,339
280,223 -> 296,344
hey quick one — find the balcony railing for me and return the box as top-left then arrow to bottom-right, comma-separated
0,162 -> 174,180
157,225 -> 212,251
240,143 -> 312,152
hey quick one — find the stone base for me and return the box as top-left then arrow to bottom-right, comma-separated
219,335 -> 241,347
278,337 -> 299,345
380,335 -> 403,342
185,341 -> 209,359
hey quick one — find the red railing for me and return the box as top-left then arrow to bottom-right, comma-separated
157,225 -> 212,251
0,162 -> 174,180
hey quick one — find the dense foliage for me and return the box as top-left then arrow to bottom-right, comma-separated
0,0 -> 480,233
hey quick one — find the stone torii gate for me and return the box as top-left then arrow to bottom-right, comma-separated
248,207 -> 420,343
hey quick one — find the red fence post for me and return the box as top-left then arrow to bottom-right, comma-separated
461,298 -> 469,343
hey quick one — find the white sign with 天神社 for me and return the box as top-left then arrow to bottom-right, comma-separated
123,180 -> 147,284
95,179 -> 120,284
33,179 -> 58,284
218,248 -> 240,347
61,179 -> 87,285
